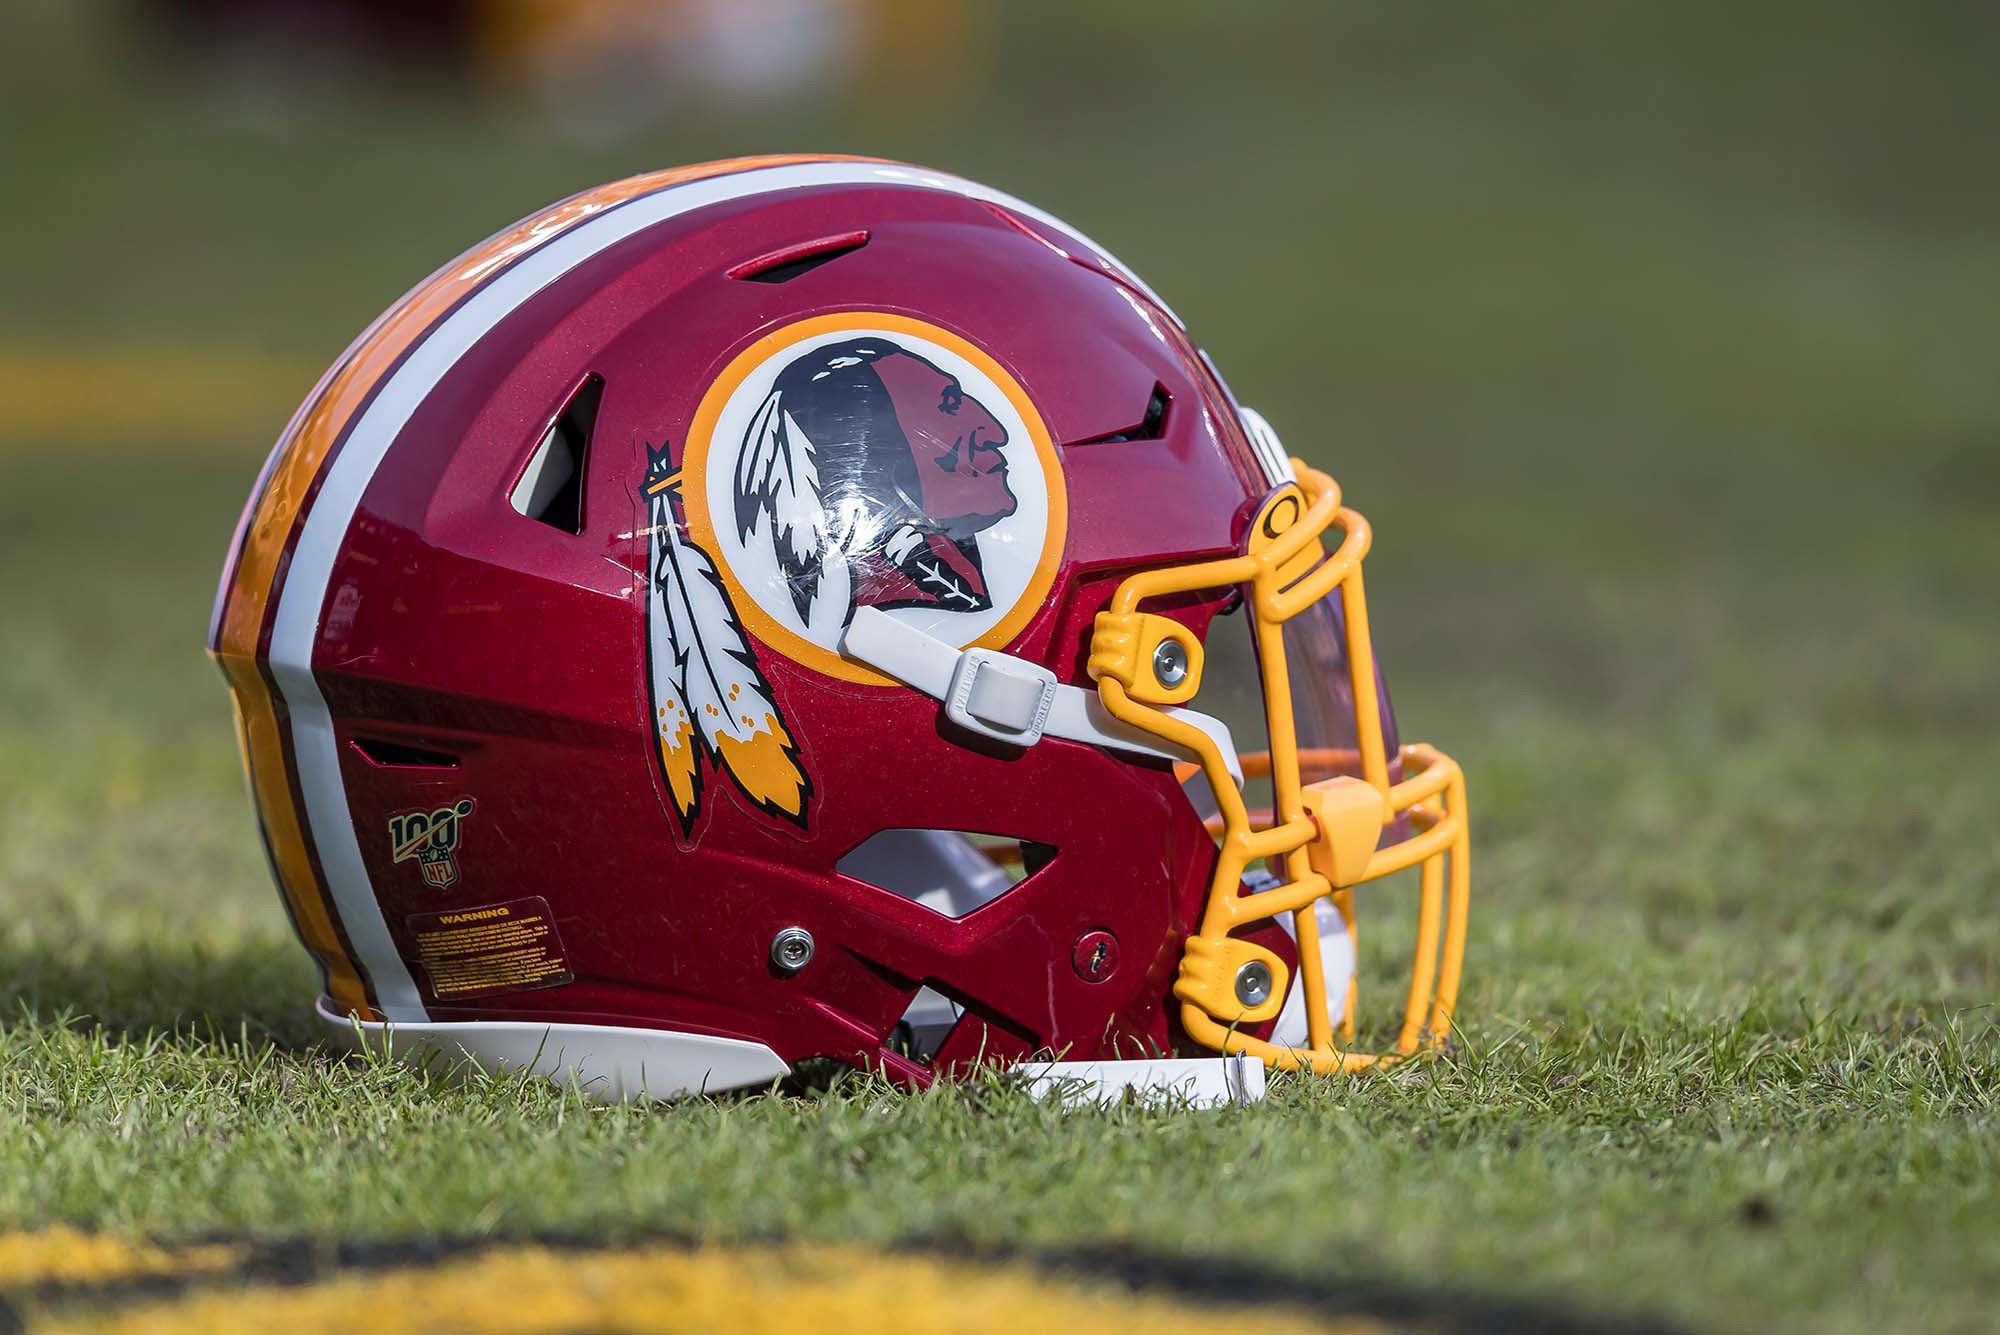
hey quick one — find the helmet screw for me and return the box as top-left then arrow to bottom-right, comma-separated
1152,639 -> 1189,689
1070,929 -> 1120,982
769,926 -> 815,974
1234,960 -> 1273,1008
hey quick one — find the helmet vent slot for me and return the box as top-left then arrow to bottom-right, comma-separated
837,828 -> 1053,919
727,230 -> 870,284
889,984 -> 963,1063
349,737 -> 460,770
1063,382 -> 1170,446
509,373 -> 602,534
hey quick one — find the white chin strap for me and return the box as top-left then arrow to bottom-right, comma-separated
1269,901 -> 1354,1046
841,607 -> 1242,788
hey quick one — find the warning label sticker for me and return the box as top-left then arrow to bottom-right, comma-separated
405,896 -> 573,1001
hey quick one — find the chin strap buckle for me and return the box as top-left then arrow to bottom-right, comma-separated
840,606 -> 1243,785
945,647 -> 1059,745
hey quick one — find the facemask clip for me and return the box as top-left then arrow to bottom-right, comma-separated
1299,776 -> 1388,888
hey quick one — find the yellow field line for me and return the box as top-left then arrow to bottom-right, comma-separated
0,343 -> 319,454
0,1228 -> 243,1288
11,1237 -> 1381,1335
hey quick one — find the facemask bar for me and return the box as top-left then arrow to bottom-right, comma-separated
1087,461 -> 1469,1073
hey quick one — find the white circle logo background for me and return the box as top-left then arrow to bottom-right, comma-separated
701,327 -> 1055,653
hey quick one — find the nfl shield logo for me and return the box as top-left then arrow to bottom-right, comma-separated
388,797 -> 475,891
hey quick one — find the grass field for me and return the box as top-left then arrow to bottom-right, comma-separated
2,4 -> 1997,1331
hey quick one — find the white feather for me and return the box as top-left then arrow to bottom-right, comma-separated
882,524 -> 924,565
646,488 -> 702,820
650,488 -> 787,750
734,392 -> 826,616
772,410 -> 823,567
647,499 -> 697,714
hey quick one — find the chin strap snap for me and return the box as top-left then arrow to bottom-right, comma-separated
945,646 -> 1059,744
841,607 -> 1242,785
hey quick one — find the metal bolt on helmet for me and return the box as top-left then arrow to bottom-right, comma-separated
770,927 -> 815,974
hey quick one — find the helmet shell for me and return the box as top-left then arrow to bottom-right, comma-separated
212,157 -> 1295,1082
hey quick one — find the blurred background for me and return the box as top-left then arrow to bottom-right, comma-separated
2,3 -> 1997,1327
5,0 -> 1997,1051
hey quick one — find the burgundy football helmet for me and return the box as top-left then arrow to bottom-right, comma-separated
210,155 -> 1468,1101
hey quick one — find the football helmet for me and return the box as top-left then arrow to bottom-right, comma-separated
209,155 -> 1468,1100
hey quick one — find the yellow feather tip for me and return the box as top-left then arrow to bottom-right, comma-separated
716,721 -> 806,818
658,718 -> 699,818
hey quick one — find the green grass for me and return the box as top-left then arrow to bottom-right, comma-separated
3,3 -> 1999,1331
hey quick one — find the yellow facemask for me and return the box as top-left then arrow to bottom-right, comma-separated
1089,461 -> 1470,1072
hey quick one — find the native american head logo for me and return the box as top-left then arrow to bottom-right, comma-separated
734,338 -> 1020,625
645,316 -> 1065,838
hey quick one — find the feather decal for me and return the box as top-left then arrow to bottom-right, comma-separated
909,556 -> 984,609
646,549 -> 702,822
733,391 -> 828,621
647,452 -> 810,832
886,526 -> 993,613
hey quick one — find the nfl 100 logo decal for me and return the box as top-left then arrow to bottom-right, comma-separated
387,797 -> 476,889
